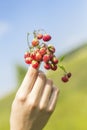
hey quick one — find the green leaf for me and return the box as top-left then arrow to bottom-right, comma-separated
59,56 -> 65,62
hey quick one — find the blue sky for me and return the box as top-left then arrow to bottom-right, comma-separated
0,0 -> 87,97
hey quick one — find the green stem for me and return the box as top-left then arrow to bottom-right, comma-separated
38,29 -> 46,34
33,30 -> 37,38
58,64 -> 67,73
27,33 -> 30,48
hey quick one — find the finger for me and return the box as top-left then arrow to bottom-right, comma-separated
16,65 -> 39,98
28,72 -> 46,105
39,79 -> 53,110
47,86 -> 60,113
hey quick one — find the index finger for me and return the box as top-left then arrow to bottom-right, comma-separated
16,65 -> 39,97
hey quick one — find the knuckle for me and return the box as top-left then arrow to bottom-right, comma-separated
26,98 -> 37,110
47,108 -> 54,114
15,93 -> 26,102
30,101 -> 37,108
39,104 -> 46,112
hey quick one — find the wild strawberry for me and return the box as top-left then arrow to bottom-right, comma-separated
48,45 -> 55,53
50,54 -> 54,60
52,56 -> 58,64
32,38 -> 39,46
30,51 -> 36,60
24,29 -> 72,83
37,33 -> 43,39
39,47 -> 47,56
43,54 -> 50,63
61,75 -> 69,83
25,57 -> 32,64
51,64 -> 57,71
43,34 -> 51,41
32,60 -> 39,69
67,72 -> 72,78
35,52 -> 42,61
24,51 -> 30,58
44,63 -> 51,70
46,50 -> 53,60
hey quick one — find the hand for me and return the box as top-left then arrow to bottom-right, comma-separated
10,66 -> 59,130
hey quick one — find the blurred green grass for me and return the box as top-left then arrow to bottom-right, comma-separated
0,44 -> 87,130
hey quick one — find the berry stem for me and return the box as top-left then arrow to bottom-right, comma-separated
58,64 -> 67,73
37,29 -> 46,34
33,30 -> 37,38
27,33 -> 30,48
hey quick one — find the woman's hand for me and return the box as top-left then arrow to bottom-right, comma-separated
10,66 -> 59,130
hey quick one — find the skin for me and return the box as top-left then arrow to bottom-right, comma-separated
10,65 -> 60,130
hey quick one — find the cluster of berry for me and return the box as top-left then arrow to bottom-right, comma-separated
24,30 -> 71,83
61,72 -> 72,82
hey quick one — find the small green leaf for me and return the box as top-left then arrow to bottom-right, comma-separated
59,56 -> 65,62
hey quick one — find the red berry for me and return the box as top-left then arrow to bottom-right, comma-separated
32,38 -> 39,46
46,49 -> 53,59
61,75 -> 69,83
44,63 -> 51,70
37,34 -> 43,39
43,34 -> 51,41
32,60 -> 39,69
52,56 -> 58,64
25,57 -> 32,64
51,64 -> 57,71
35,52 -> 42,61
39,47 -> 47,56
48,45 -> 55,53
24,52 -> 30,58
67,72 -> 72,78
43,54 -> 50,63
30,51 -> 36,60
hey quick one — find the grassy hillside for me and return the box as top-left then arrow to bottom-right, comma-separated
0,92 -> 15,130
0,44 -> 87,130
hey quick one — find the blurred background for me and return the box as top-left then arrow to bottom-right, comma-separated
0,0 -> 87,130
